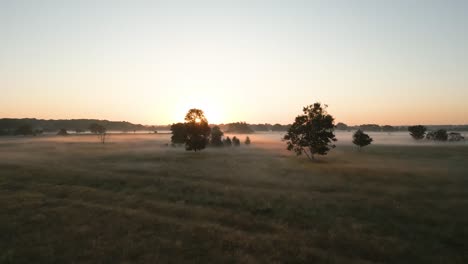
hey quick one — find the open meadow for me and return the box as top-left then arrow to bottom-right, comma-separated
1,133 -> 467,263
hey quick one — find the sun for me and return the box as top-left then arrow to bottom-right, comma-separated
172,97 -> 227,124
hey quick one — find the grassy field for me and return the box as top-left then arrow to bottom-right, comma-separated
0,134 -> 467,263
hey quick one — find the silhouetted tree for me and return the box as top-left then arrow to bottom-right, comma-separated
89,123 -> 106,134
427,129 -> 448,141
436,130 -> 448,141
408,125 -> 427,140
448,132 -> 464,142
89,123 -> 107,144
352,129 -> 373,150
283,103 -> 337,160
223,136 -> 232,147
184,109 -> 211,151
232,136 -> 241,146
14,125 -> 34,136
210,126 -> 224,146
57,128 -> 68,136
170,123 -> 187,145
245,136 -> 251,145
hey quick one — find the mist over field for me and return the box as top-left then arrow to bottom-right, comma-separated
1,132 -> 467,263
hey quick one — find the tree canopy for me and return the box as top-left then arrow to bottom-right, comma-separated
184,109 -> 211,151
170,123 -> 187,144
426,129 -> 448,141
408,125 -> 427,140
352,129 -> 373,149
232,136 -> 241,146
283,103 -> 337,160
89,123 -> 106,134
223,136 -> 232,146
210,126 -> 224,147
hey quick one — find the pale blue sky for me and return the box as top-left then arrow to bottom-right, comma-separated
1,0 -> 467,125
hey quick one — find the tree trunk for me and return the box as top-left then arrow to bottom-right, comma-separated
302,148 -> 314,161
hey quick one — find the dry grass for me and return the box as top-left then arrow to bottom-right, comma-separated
1,134 -> 467,263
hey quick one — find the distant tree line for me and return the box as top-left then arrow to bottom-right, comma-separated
0,118 -> 151,135
225,122 -> 254,134
335,122 -> 468,132
408,125 -> 464,142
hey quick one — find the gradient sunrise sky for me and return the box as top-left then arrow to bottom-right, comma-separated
1,0 -> 467,125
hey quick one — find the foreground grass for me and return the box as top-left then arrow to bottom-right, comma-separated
0,135 -> 467,263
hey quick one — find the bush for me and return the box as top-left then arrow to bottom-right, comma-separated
223,136 -> 232,147
57,128 -> 69,136
232,136 -> 241,146
352,129 -> 373,149
210,126 -> 224,147
427,129 -> 448,141
408,125 -> 427,140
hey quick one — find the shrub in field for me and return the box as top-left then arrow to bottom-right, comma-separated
232,136 -> 241,146
57,128 -> 69,136
408,125 -> 427,140
210,126 -> 224,147
426,129 -> 448,141
352,129 -> 373,150
223,136 -> 232,147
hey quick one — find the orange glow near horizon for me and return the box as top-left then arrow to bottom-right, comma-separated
171,97 -> 230,124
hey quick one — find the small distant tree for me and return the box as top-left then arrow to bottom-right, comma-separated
14,125 -> 34,136
57,128 -> 69,136
245,136 -> 251,145
283,103 -> 337,161
210,126 -> 224,147
232,136 -> 241,146
89,123 -> 99,134
223,136 -> 232,147
170,123 -> 187,145
89,123 -> 107,144
408,125 -> 427,140
448,132 -> 464,142
184,109 -> 211,151
427,129 -> 448,141
352,129 -> 373,150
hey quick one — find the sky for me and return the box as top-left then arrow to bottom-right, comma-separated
1,0 -> 467,125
